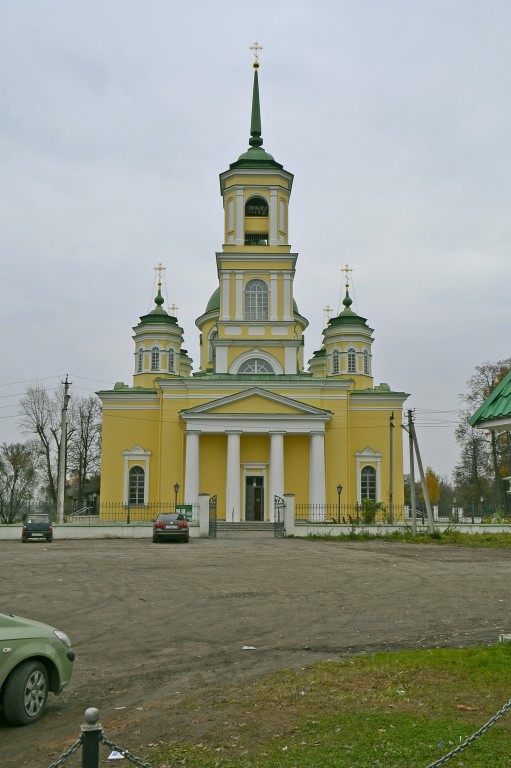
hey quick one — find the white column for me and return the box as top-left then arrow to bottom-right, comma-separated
225,431 -> 242,522
309,432 -> 326,513
235,271 -> 243,320
184,431 -> 200,504
269,188 -> 278,245
270,272 -> 278,320
235,188 -> 244,245
269,431 -> 285,522
221,273 -> 230,320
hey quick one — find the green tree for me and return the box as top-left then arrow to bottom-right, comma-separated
455,357 -> 511,511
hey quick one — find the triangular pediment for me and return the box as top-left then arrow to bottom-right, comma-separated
180,387 -> 331,418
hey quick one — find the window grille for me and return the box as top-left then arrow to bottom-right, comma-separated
238,358 -> 275,374
244,279 -> 269,321
361,466 -> 376,501
363,350 -> 369,374
151,347 -> 159,372
245,197 -> 268,216
245,233 -> 268,245
168,349 -> 175,372
332,350 -> 340,374
137,349 -> 144,373
347,348 -> 356,373
129,466 -> 145,505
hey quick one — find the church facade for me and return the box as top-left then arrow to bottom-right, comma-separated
98,62 -> 408,521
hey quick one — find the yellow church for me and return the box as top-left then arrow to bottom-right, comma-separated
98,59 -> 408,526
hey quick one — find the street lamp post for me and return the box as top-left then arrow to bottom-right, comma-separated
336,483 -> 343,524
480,496 -> 484,522
174,483 -> 180,510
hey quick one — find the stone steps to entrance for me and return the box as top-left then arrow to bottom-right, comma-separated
213,521 -> 278,538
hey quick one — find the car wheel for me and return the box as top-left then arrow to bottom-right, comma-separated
47,537 -> 53,543
3,660 -> 49,726
184,536 -> 190,543
152,536 -> 158,543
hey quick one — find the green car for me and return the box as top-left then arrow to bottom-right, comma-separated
0,613 -> 75,726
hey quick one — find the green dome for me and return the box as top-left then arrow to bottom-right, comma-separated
205,287 -> 220,313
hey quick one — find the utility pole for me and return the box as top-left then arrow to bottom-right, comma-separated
389,412 -> 394,524
406,410 -> 417,536
409,410 -> 435,534
57,376 -> 71,524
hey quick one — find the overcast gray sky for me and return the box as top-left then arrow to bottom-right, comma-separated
1,0 -> 510,479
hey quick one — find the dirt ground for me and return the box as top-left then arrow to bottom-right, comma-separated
1,537 -> 511,767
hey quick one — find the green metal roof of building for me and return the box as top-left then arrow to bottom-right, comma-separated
469,370 -> 511,427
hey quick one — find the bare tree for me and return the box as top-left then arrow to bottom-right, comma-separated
0,443 -> 38,523
67,395 -> 102,505
19,384 -> 62,504
20,383 -> 101,507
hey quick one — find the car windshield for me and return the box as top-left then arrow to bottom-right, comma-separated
156,514 -> 185,523
26,515 -> 50,523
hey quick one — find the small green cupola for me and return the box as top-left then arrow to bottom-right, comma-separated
308,269 -> 374,387
132,277 -> 192,385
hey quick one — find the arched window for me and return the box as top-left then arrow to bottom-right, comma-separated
168,349 -> 175,372
238,358 -> 275,374
244,279 -> 269,321
363,350 -> 370,374
208,328 -> 218,362
361,466 -> 376,502
347,348 -> 356,373
137,348 -> 144,373
151,347 -> 160,372
245,196 -> 269,217
129,466 -> 145,505
332,349 -> 340,374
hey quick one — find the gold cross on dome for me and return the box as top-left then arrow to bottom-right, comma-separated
250,41 -> 263,64
154,262 -> 166,288
323,305 -> 333,323
341,264 -> 352,287
169,304 -> 178,315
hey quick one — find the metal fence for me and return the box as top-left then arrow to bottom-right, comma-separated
295,503 -> 408,525
70,502 -> 200,524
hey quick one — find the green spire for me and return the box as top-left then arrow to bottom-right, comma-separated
229,61 -> 283,170
249,64 -> 263,148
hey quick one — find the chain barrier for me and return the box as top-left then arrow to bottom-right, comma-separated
41,695 -> 511,768
424,695 -> 511,768
100,733 -> 153,768
45,737 -> 82,768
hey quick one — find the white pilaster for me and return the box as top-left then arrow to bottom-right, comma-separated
269,431 -> 285,522
269,188 -> 278,245
221,273 -> 230,320
235,271 -> 243,320
184,431 -> 200,504
226,431 -> 242,522
309,431 -> 326,510
283,273 -> 292,320
270,272 -> 278,320
235,188 -> 244,245
284,345 -> 297,374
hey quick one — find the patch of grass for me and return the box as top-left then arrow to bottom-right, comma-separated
147,645 -> 511,767
304,529 -> 511,547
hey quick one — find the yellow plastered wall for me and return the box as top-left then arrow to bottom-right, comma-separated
283,435 -> 309,500
100,407 -> 160,502
200,434 -> 227,517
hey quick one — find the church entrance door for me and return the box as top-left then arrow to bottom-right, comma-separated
245,476 -> 264,521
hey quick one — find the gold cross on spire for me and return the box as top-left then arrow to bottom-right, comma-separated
250,41 -> 263,66
341,264 -> 352,288
323,305 -> 333,323
154,262 -> 166,289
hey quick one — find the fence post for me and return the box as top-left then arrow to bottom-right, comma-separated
81,707 -> 102,768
